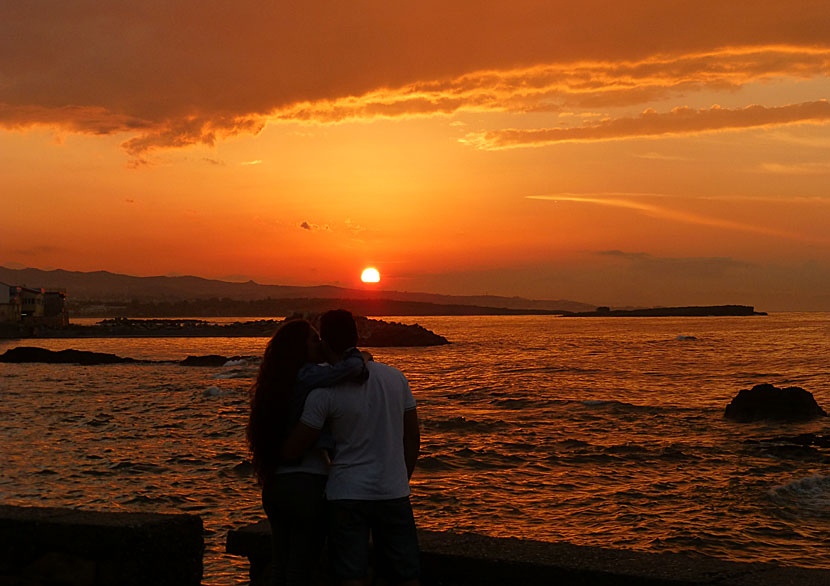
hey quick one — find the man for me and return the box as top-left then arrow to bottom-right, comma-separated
282,310 -> 421,586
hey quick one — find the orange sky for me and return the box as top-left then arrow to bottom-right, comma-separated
2,1 -> 830,310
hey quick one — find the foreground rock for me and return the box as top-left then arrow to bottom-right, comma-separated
0,505 -> 203,586
0,346 -> 138,365
725,383 -> 827,422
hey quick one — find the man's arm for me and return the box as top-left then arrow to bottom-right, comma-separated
403,408 -> 420,479
296,348 -> 367,391
280,422 -> 322,464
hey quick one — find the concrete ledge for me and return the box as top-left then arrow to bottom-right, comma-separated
0,505 -> 203,586
227,519 -> 830,585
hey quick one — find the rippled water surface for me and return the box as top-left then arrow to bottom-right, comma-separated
2,314 -> 829,584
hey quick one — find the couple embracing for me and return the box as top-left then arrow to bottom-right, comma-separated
247,310 -> 421,586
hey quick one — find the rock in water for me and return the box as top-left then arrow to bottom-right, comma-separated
724,383 -> 827,422
0,346 -> 135,365
180,355 -> 232,366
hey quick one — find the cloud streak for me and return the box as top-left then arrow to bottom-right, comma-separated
466,101 -> 830,149
527,193 -> 813,240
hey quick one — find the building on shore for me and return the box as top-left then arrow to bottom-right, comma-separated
0,283 -> 23,323
0,283 -> 68,328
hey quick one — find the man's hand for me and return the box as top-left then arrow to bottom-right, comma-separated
403,409 -> 420,479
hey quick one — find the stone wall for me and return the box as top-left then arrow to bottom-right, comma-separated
0,505 -> 203,586
227,519 -> 830,586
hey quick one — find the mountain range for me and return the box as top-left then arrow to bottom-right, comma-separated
0,266 -> 596,313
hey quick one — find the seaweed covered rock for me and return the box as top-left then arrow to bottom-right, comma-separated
725,383 -> 827,422
0,347 -> 137,365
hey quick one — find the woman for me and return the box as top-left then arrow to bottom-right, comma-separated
247,319 -> 367,586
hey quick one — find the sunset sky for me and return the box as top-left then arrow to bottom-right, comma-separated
2,1 -> 830,310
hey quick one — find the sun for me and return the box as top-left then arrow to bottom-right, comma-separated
361,267 -> 380,283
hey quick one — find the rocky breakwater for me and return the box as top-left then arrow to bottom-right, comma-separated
352,315 -> 449,347
725,383 -> 828,422
18,316 -> 450,346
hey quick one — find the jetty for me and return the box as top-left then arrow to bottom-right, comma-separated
2,316 -> 450,346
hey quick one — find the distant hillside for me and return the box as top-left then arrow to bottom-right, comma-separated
0,266 -> 595,313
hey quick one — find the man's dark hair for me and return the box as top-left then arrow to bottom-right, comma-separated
319,309 -> 358,355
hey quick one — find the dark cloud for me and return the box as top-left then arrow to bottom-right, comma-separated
1,2 -> 828,159
595,250 -> 753,277
299,221 -> 331,232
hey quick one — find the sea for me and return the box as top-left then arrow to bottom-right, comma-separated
1,313 -> 829,584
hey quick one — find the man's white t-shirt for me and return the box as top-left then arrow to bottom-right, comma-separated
300,361 -> 416,501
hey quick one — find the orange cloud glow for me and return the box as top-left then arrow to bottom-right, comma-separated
465,101 -> 830,149
2,2 -> 830,160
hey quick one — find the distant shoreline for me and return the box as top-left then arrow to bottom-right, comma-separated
565,305 -> 767,317
0,306 -> 768,341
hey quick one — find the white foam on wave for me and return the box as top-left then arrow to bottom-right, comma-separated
202,386 -> 232,397
212,369 -> 252,380
769,474 -> 830,516
581,399 -> 611,406
223,359 -> 248,367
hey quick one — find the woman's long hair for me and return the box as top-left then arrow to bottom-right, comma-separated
247,319 -> 315,486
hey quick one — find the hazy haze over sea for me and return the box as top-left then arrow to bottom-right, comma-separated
2,314 -> 829,585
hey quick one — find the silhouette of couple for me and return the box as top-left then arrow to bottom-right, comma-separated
247,310 -> 420,586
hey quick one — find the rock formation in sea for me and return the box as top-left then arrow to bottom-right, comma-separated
179,355 -> 250,367
0,347 -> 137,365
724,383 -> 828,422
289,314 -> 449,347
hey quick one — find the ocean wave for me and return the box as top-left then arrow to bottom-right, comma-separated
426,416 -> 507,431
212,369 -> 254,380
417,455 -> 461,471
578,399 -> 667,414
769,474 -> 830,517
120,494 -> 191,506
489,397 -> 551,409
500,365 -> 601,375
202,386 -> 234,397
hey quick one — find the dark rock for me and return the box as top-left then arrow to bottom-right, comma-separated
0,505 -> 203,586
0,347 -> 136,365
179,354 -> 232,366
570,305 -> 767,317
724,383 -> 827,422
291,314 -> 449,347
